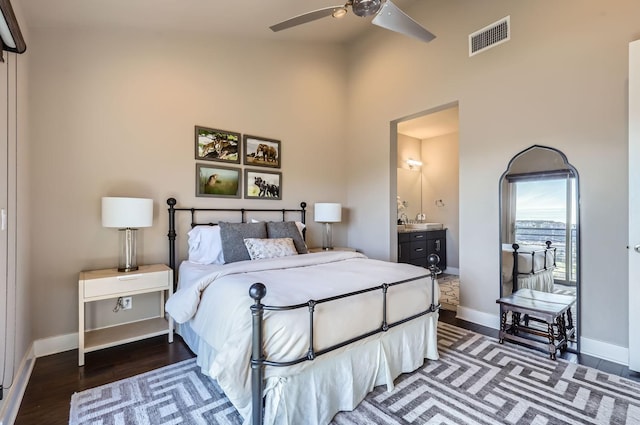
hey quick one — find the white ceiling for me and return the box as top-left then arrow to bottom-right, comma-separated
397,107 -> 459,140
19,0 -> 424,44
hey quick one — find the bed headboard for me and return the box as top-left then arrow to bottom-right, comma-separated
166,197 -> 307,290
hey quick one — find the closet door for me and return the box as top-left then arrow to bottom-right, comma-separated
629,39 -> 640,372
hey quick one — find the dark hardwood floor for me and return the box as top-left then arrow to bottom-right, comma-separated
15,335 -> 195,425
15,311 -> 640,424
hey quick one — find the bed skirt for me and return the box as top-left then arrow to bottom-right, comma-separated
178,311 -> 440,425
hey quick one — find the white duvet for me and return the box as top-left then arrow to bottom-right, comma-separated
166,251 -> 439,423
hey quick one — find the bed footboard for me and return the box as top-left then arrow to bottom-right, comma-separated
248,254 -> 442,425
510,241 -> 556,294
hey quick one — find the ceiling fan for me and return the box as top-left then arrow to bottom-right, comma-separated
269,0 -> 436,43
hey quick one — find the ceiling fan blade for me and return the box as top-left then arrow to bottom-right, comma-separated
371,0 -> 436,43
270,6 -> 345,32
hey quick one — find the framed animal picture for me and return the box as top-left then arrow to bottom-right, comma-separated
195,126 -> 241,164
244,169 -> 282,200
196,164 -> 242,198
243,135 -> 281,168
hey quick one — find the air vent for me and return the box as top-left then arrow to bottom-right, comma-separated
469,16 -> 510,57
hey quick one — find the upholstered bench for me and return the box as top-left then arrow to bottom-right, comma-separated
496,288 -> 576,360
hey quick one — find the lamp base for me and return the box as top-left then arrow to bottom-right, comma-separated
118,228 -> 139,273
321,222 -> 334,251
118,265 -> 139,273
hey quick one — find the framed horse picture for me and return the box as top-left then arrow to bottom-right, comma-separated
244,169 -> 282,200
243,135 -> 281,168
195,126 -> 241,164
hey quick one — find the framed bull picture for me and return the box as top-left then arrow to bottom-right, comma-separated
243,135 -> 281,168
244,169 -> 282,200
195,126 -> 241,164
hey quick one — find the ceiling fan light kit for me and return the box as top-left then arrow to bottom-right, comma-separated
270,0 -> 436,44
332,7 -> 348,18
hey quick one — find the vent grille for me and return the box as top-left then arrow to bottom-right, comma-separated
469,16 -> 510,57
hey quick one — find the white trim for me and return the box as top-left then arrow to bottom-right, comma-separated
33,332 -> 77,358
0,344 -> 35,425
581,337 -> 628,366
456,306 -> 500,329
444,267 -> 459,275
454,306 -> 629,366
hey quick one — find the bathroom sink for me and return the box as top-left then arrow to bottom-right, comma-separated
404,223 -> 444,230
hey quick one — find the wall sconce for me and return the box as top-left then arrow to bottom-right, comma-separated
405,158 -> 423,170
102,197 -> 154,272
0,0 -> 27,62
314,203 -> 342,250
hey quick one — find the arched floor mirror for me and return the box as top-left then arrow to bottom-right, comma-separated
499,145 -> 580,353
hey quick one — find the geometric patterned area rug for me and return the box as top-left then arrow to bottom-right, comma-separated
69,359 -> 242,425
69,322 -> 640,425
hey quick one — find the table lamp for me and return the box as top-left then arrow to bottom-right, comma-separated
314,203 -> 342,250
102,197 -> 153,272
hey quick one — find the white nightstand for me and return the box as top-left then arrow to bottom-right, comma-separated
78,263 -> 174,366
308,247 -> 356,253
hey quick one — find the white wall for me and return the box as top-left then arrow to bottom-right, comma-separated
422,132 -> 459,269
27,28 -> 349,338
346,0 -> 638,348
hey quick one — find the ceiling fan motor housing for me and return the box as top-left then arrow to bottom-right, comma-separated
352,0 -> 384,17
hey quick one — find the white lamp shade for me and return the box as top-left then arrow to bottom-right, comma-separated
102,197 -> 153,228
314,203 -> 342,223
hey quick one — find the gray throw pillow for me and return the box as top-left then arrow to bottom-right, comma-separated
266,221 -> 308,254
219,222 -> 268,263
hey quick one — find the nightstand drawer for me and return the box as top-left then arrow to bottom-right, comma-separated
81,265 -> 170,299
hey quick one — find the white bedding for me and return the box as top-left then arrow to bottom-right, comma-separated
502,243 -> 555,293
167,251 -> 440,424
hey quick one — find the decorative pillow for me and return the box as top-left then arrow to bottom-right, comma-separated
219,222 -> 268,263
266,221 -> 308,254
187,225 -> 225,265
251,219 -> 306,237
243,238 -> 298,260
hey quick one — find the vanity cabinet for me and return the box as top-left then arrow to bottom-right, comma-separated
398,230 -> 447,270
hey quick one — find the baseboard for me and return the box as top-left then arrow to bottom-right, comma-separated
581,336 -> 629,366
0,344 -> 35,425
443,267 -> 459,275
33,332 -> 77,357
454,306 -> 629,366
455,305 -> 500,329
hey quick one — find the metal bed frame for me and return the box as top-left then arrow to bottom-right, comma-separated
166,198 -> 441,425
509,241 -> 557,294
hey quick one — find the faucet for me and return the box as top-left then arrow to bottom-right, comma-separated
399,213 -> 408,224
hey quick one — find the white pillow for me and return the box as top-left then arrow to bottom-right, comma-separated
243,238 -> 298,260
187,226 -> 225,265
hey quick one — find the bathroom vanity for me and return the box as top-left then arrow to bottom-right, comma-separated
398,226 -> 447,270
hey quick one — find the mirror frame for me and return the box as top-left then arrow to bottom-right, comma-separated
498,144 -> 581,353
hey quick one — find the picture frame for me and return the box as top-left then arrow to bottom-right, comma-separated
244,169 -> 282,200
243,135 -> 281,168
196,164 -> 242,198
195,126 -> 241,164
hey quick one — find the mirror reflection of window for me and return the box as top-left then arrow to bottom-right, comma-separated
510,177 -> 577,286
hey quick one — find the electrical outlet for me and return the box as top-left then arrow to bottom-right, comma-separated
122,296 -> 132,310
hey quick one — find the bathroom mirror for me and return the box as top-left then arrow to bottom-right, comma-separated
499,145 -> 580,351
